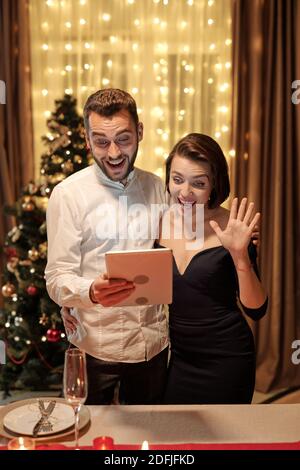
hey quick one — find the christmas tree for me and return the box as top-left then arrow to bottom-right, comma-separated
0,94 -> 92,396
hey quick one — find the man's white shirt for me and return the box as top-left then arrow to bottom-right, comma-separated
45,163 -> 169,362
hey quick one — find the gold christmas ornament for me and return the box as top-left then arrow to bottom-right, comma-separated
48,134 -> 71,155
51,154 -> 64,164
28,182 -> 38,195
39,313 -> 49,326
22,201 -> 35,212
39,221 -> 47,235
74,155 -> 83,164
34,196 -> 48,212
47,173 -> 66,184
38,242 -> 48,258
28,248 -> 39,261
39,184 -> 50,197
78,124 -> 86,138
2,282 -> 16,297
62,160 -> 74,174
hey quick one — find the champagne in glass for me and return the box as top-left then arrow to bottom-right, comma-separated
63,348 -> 88,449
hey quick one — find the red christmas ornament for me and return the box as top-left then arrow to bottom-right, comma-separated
27,285 -> 38,296
46,328 -> 61,342
5,247 -> 18,259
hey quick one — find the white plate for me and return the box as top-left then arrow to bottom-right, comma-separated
3,400 -> 75,436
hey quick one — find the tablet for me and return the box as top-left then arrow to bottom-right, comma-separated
105,248 -> 173,306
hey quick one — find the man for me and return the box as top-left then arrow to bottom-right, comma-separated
45,89 -> 169,405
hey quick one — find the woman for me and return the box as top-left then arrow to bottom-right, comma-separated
157,133 -> 268,404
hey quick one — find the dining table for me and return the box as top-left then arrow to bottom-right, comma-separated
1,403 -> 300,450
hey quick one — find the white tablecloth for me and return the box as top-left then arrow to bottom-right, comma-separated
67,404 -> 300,446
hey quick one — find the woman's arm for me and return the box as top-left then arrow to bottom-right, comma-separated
230,249 -> 267,309
210,197 -> 267,311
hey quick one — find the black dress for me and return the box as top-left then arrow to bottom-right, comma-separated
157,242 -> 268,404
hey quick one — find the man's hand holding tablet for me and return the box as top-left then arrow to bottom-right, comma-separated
105,248 -> 173,307
89,273 -> 135,307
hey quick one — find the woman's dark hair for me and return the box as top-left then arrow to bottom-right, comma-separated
83,88 -> 139,131
165,133 -> 230,209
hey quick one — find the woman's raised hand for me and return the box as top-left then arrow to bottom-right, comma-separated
209,198 -> 260,255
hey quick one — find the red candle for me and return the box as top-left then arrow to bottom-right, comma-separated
93,436 -> 114,450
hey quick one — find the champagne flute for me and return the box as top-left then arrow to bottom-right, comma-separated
63,348 -> 88,450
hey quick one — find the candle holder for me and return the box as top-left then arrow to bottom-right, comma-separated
93,436 -> 114,450
8,437 -> 35,450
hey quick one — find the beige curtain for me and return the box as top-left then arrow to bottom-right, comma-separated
29,0 -> 232,179
0,0 -> 34,302
231,0 -> 300,392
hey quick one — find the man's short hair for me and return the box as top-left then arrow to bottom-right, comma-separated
83,88 -> 139,131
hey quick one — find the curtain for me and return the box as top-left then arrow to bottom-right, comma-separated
0,0 -> 34,303
231,0 -> 300,392
29,0 -> 232,179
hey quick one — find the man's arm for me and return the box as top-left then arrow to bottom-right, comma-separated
45,185 -> 134,308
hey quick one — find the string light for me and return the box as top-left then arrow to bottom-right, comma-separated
33,1 -> 231,177
102,13 -> 111,22
218,105 -> 229,113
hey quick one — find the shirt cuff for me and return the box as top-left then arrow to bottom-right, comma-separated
79,279 -> 99,309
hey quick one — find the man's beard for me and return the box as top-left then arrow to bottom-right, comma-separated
93,145 -> 139,183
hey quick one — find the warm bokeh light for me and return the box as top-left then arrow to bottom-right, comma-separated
30,0 -> 232,178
